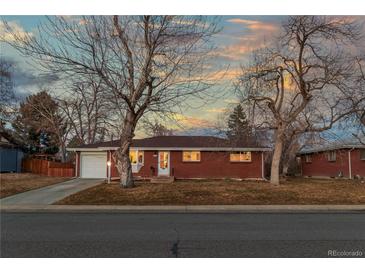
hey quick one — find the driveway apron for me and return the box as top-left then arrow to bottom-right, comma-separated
0,178 -> 103,205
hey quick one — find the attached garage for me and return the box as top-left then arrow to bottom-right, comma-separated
80,152 -> 107,178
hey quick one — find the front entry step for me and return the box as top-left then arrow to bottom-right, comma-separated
150,176 -> 175,183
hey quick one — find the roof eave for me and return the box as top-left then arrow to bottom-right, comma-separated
67,146 -> 272,152
298,144 -> 365,155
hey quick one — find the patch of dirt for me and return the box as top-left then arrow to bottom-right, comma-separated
0,173 -> 70,198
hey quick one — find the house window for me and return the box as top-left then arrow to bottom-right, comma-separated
230,151 -> 252,162
360,149 -> 365,160
182,151 -> 201,162
327,151 -> 336,162
129,150 -> 144,165
305,154 -> 312,163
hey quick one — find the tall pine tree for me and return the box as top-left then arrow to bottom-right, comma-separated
226,104 -> 253,145
11,91 -> 60,155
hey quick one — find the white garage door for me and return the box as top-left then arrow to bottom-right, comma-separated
81,153 -> 107,178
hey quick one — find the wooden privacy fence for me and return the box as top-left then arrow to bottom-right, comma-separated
22,158 -> 75,177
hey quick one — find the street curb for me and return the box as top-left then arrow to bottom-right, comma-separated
1,204 -> 365,213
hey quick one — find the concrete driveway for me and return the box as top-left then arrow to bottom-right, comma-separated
0,178 -> 103,206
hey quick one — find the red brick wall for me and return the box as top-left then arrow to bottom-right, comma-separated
109,150 -> 263,179
301,148 -> 365,178
110,150 -> 157,178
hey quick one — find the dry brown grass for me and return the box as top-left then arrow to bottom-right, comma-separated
57,177 -> 365,205
0,173 -> 70,198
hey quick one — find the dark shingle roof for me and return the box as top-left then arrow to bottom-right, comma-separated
0,131 -> 20,148
298,141 -> 365,154
68,136 -> 269,151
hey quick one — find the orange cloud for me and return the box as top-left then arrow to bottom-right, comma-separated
206,108 -> 227,113
224,98 -> 240,104
227,18 -> 278,31
215,42 -> 266,61
173,67 -> 241,83
214,18 -> 280,61
205,67 -> 241,81
171,113 -> 213,128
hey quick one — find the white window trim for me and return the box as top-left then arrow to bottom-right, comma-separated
305,154 -> 312,163
327,151 -> 336,162
360,149 -> 365,160
230,151 -> 252,162
130,149 -> 144,165
182,151 -> 201,162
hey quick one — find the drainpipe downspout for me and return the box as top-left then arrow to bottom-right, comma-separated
348,148 -> 355,180
75,152 -> 79,178
261,152 -> 265,180
107,151 -> 111,184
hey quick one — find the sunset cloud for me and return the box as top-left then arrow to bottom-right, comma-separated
215,42 -> 266,61
214,18 -> 280,61
173,67 -> 241,83
206,108 -> 227,113
0,21 -> 32,42
224,98 -> 240,104
205,67 -> 242,81
171,113 -> 214,128
226,18 -> 278,31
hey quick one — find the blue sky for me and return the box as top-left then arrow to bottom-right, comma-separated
0,15 -> 287,130
2,15 -> 362,141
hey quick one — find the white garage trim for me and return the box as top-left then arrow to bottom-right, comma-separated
80,152 -> 107,179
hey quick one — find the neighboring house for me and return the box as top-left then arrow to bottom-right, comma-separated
0,131 -> 24,173
67,136 -> 270,180
298,143 -> 365,179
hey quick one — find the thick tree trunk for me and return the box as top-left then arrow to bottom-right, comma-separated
114,112 -> 136,188
270,128 -> 285,185
60,144 -> 67,163
115,144 -> 133,187
282,163 -> 289,176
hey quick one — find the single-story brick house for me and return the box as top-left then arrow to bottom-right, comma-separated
67,136 -> 270,180
298,143 -> 365,179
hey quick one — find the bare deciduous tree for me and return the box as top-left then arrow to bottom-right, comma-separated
3,16 -> 219,187
350,58 -> 365,144
58,78 -> 119,145
141,119 -> 174,137
0,58 -> 16,125
19,90 -> 70,161
236,16 -> 365,184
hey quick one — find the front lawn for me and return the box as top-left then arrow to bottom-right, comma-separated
56,178 -> 365,205
0,173 -> 70,198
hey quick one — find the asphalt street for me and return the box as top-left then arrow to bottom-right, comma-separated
1,212 -> 365,257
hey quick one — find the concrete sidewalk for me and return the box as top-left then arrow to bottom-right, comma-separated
1,204 -> 365,213
0,178 -> 103,206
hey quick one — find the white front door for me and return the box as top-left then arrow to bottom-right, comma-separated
158,151 -> 170,176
